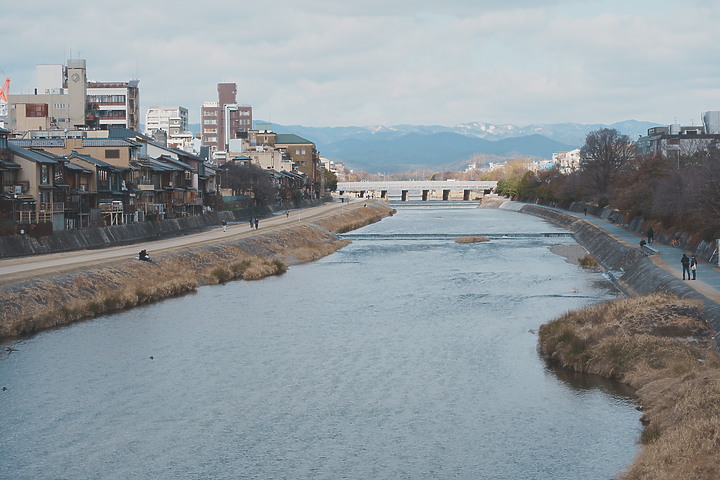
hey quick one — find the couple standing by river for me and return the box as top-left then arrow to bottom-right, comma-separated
681,253 -> 698,280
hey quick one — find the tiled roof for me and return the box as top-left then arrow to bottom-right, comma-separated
65,151 -> 123,170
10,138 -> 65,148
147,157 -> 183,171
0,158 -> 20,169
157,154 -> 193,171
107,128 -> 154,141
8,144 -> 60,164
82,138 -> 141,148
274,133 -> 314,145
64,162 -> 91,173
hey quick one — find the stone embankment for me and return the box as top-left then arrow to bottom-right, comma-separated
520,204 -> 720,333
0,202 -> 327,259
567,202 -> 717,261
0,202 -> 395,339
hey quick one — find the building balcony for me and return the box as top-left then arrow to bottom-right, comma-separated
39,202 -> 64,214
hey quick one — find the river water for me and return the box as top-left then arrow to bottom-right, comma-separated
0,204 -> 641,479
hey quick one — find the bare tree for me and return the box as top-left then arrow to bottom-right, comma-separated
223,163 -> 278,206
579,128 -> 636,205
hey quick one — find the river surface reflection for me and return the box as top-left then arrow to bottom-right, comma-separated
1,205 -> 641,479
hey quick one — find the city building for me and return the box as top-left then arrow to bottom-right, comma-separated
145,106 -> 193,151
636,114 -> 720,158
145,106 -> 189,136
7,59 -> 139,133
247,129 -> 324,196
200,83 -> 252,159
86,80 -> 140,131
552,149 -> 581,174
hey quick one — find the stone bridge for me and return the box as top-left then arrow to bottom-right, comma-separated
337,180 -> 498,202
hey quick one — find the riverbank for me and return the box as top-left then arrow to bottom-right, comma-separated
538,294 -> 720,480
521,202 -> 720,479
0,202 -> 395,339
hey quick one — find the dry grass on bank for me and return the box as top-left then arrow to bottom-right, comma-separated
1,206 -> 396,339
577,254 -> 600,269
455,236 -> 489,244
315,203 -> 395,233
538,293 -> 720,480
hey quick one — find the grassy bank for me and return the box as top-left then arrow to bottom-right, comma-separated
0,203 -> 394,339
538,294 -> 720,479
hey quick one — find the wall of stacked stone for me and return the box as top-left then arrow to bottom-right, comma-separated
521,204 -> 720,334
0,200 -> 324,259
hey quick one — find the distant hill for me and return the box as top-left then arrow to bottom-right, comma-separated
313,132 -> 576,173
189,119 -> 660,173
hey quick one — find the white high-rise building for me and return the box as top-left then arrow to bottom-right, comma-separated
145,106 -> 189,136
552,149 -> 581,174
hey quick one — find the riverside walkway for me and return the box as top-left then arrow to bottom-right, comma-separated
534,204 -> 720,304
0,200 -> 373,286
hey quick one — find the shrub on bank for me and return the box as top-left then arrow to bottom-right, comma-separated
455,236 -> 489,244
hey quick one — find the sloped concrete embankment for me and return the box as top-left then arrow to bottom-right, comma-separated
565,201 -> 717,261
0,202 -> 394,339
521,204 -> 720,333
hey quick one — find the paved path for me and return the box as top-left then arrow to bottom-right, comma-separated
0,200 -> 369,286
538,205 -> 720,303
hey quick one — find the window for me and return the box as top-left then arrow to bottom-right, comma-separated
203,119 -> 217,125
105,149 -> 120,159
55,166 -> 65,184
40,165 -> 50,184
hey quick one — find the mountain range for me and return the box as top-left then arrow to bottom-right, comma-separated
191,119 -> 660,173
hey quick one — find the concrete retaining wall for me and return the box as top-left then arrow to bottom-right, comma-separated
521,204 -> 720,333
0,200 -> 324,259
566,201 -> 718,262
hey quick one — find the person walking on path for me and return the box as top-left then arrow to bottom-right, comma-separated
681,253 -> 691,280
254,218 -> 259,230
249,217 -> 254,229
222,219 -> 227,232
647,227 -> 654,244
691,254 -> 698,280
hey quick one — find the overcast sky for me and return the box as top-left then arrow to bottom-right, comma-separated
3,0 -> 719,128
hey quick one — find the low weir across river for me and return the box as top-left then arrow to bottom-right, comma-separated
340,232 -> 575,240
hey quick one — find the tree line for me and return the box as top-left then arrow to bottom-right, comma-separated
487,128 -> 720,241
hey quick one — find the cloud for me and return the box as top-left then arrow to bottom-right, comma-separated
3,0 -> 720,127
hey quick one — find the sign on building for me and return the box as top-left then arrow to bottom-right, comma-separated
0,78 -> 9,117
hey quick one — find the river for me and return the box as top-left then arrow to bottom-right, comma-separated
0,204 -> 641,479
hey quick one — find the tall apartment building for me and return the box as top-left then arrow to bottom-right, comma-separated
145,106 -> 189,135
200,83 -> 252,159
87,80 -> 140,131
145,105 -> 193,151
8,59 -> 139,132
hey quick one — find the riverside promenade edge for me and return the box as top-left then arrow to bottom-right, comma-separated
513,202 -> 720,336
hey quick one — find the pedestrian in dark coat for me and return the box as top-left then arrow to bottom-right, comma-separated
647,228 -> 654,244
691,255 -> 698,280
681,253 -> 691,280
254,218 -> 259,229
